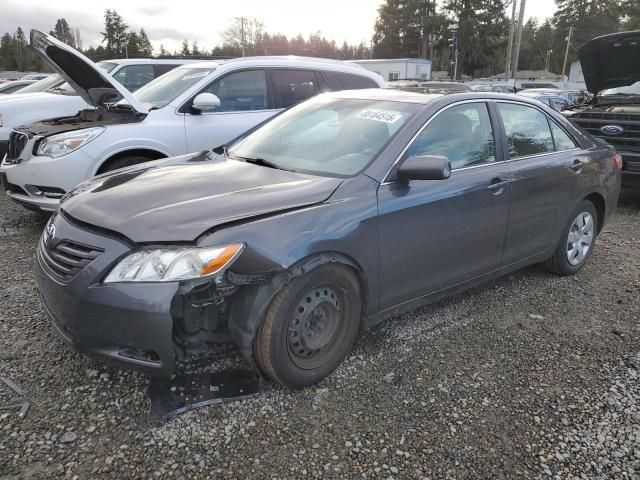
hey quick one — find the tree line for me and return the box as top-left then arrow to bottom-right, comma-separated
373,0 -> 640,78
1,2 -> 639,77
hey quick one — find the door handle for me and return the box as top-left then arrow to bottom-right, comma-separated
486,178 -> 510,195
570,159 -> 587,171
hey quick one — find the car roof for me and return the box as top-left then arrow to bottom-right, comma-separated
176,56 -> 376,76
100,58 -> 206,65
326,88 -> 554,106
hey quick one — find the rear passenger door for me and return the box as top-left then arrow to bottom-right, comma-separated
496,101 -> 588,265
183,69 -> 278,151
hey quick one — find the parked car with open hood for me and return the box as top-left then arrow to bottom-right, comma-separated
35,89 -> 620,387
564,31 -> 640,189
0,51 -> 195,162
1,30 -> 384,212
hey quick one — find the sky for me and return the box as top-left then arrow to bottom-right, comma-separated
0,0 -> 559,54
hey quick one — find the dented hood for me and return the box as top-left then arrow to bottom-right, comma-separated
61,152 -> 342,243
30,30 -> 149,114
579,31 -> 640,94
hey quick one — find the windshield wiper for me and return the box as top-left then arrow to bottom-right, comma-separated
239,156 -> 285,170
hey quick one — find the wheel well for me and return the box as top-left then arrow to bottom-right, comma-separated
584,192 -> 605,234
288,252 -> 369,316
96,149 -> 167,175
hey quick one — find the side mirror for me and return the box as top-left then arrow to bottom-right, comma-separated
397,155 -> 451,181
192,93 -> 221,113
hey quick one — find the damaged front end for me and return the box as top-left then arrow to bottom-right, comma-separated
169,268 -> 278,371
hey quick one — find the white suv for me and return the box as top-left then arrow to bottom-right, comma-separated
0,59 -> 195,162
1,30 -> 384,212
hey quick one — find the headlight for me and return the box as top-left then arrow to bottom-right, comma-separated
37,127 -> 104,158
104,243 -> 244,283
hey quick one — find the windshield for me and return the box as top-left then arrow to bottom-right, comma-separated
132,67 -> 214,109
17,74 -> 62,93
602,81 -> 640,96
229,96 -> 418,177
97,61 -> 118,73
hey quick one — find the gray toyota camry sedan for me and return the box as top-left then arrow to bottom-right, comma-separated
35,89 -> 621,388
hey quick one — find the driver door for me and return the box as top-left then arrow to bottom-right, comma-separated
377,102 -> 511,309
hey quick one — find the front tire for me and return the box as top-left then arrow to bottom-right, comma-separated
544,200 -> 598,276
253,264 -> 361,388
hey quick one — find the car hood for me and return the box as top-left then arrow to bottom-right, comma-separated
61,151 -> 343,243
29,30 -> 149,115
578,31 -> 640,94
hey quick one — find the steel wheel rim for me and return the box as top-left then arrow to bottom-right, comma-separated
287,285 -> 343,369
566,211 -> 594,266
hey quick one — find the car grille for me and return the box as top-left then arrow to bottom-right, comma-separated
6,131 -> 28,161
38,237 -> 103,283
570,111 -> 640,171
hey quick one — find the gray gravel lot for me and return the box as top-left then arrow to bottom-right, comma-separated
0,191 -> 639,479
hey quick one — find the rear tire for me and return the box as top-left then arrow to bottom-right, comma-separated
253,264 -> 361,388
544,200 -> 598,276
99,155 -> 152,174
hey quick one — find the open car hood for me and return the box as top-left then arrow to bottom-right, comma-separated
61,151 -> 342,243
578,31 -> 640,94
30,30 -> 149,115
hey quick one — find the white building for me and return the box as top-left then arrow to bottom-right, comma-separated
568,60 -> 585,84
350,58 -> 432,82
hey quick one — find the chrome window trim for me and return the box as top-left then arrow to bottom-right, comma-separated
380,99 -> 497,184
380,98 -> 585,186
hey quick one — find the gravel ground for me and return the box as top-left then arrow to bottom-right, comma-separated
0,190 -> 639,479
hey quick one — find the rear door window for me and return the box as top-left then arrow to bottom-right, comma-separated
112,64 -> 155,92
271,69 -> 320,108
203,69 -> 268,112
550,121 -> 578,151
496,103 -> 555,158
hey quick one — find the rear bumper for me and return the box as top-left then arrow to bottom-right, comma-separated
34,213 -> 180,377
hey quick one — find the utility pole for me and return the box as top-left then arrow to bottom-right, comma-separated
511,0 -> 526,79
448,23 -> 459,81
240,16 -> 246,57
505,0 -> 517,80
561,26 -> 573,85
545,49 -> 552,71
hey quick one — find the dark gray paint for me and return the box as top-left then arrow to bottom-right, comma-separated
36,90 -> 621,377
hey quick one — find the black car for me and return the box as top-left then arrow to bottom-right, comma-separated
35,89 -> 621,388
565,31 -> 640,189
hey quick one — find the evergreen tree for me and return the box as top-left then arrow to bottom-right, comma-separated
138,29 -> 153,56
192,41 -> 201,55
159,44 -> 168,56
0,33 -> 16,70
50,18 -> 75,47
552,0 -> 622,65
181,39 -> 190,55
102,9 -> 129,57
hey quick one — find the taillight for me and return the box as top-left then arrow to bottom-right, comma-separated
612,152 -> 623,170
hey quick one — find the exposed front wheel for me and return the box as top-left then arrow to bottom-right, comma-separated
544,200 -> 598,276
253,264 -> 361,388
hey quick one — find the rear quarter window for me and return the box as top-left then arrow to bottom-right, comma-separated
325,71 -> 379,90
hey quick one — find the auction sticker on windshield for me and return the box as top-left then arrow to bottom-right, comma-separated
357,110 -> 402,124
